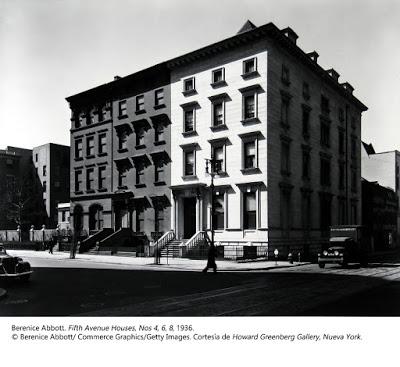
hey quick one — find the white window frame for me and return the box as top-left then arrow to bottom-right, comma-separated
211,143 -> 227,174
212,67 -> 225,84
242,91 -> 258,121
211,99 -> 226,127
241,135 -> 259,171
241,187 -> 259,230
183,77 -> 195,92
182,148 -> 196,177
242,57 -> 257,75
182,106 -> 196,133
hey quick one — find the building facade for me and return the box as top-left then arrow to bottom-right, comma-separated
362,144 -> 400,246
32,143 -> 70,227
168,21 -> 366,256
67,65 -> 172,250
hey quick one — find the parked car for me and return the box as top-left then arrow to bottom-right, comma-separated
0,244 -> 33,281
318,226 -> 369,268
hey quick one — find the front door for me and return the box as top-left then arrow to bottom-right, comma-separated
183,197 -> 196,239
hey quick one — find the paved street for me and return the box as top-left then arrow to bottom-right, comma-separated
0,250 -> 399,316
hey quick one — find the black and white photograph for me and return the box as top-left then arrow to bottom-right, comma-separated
0,0 -> 399,365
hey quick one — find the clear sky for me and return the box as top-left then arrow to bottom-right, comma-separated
0,0 -> 399,152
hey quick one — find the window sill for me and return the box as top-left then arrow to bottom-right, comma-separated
182,89 -> 197,97
118,114 -> 128,120
154,103 -> 166,110
241,167 -> 261,175
210,124 -> 227,132
135,144 -> 146,150
74,157 -> 83,162
154,140 -> 166,146
98,152 -> 108,157
211,81 -> 227,88
86,189 -> 96,194
86,155 -> 95,159
74,191 -> 84,195
241,71 -> 259,79
97,188 -> 108,192
135,183 -> 146,188
117,148 -> 128,153
135,109 -> 146,115
154,181 -> 166,186
117,185 -> 128,190
241,117 -> 260,126
182,175 -> 198,181
182,130 -> 197,137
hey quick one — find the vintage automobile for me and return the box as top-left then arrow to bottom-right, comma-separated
0,244 -> 33,281
318,226 -> 369,268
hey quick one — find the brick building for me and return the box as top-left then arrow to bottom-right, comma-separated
67,20 -> 367,256
66,65 -> 171,252
32,143 -> 70,227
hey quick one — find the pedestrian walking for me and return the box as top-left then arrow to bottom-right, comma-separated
48,237 -> 55,254
202,245 -> 217,273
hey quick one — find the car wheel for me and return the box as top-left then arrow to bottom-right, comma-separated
318,263 -> 325,269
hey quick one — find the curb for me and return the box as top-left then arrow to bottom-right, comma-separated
0,288 -> 7,300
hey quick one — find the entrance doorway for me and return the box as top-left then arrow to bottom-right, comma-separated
183,197 -> 196,239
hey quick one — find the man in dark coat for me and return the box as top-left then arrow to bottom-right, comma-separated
202,245 -> 217,273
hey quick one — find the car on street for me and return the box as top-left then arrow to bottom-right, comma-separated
0,244 -> 33,281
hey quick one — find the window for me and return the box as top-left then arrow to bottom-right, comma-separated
320,158 -> 331,186
98,106 -> 105,122
136,209 -> 144,232
338,198 -> 346,225
154,89 -> 164,106
320,121 -> 330,147
350,201 -> 357,224
338,129 -> 345,155
118,131 -> 128,150
43,181 -> 47,193
303,82 -> 310,100
212,101 -> 224,127
243,94 -> 256,120
243,58 -> 257,76
87,110 -> 94,125
136,95 -> 145,112
42,165 -> 47,177
183,77 -> 195,93
212,68 -> 225,84
302,149 -> 310,179
212,145 -> 225,173
135,164 -> 144,185
78,113 -> 84,128
154,161 -> 164,183
154,124 -> 165,143
338,108 -> 344,123
351,116 -> 356,129
320,194 -> 332,231
281,140 -> 290,176
243,141 -> 256,169
213,193 -> 224,230
280,189 -> 291,234
98,133 -> 107,154
281,95 -> 290,127
301,192 -> 311,231
75,139 -> 83,159
281,64 -> 290,85
184,150 -> 195,176
302,106 -> 310,138
243,192 -> 256,229
321,95 -> 330,115
154,207 -> 164,232
118,168 -> 127,187
35,154 -> 38,162
86,136 -> 95,156
62,211 -> 66,222
339,162 -> 345,190
75,170 -> 82,192
184,108 -> 195,133
98,166 -> 106,190
118,100 -> 127,117
86,168 -> 94,191
135,127 -> 145,147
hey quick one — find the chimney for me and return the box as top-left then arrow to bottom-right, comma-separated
307,51 -> 319,63
326,68 -> 340,82
114,75 -> 121,81
341,82 -> 354,94
281,27 -> 299,44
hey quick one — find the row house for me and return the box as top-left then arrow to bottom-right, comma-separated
66,20 -> 367,257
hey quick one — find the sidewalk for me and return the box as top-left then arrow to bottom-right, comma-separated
7,250 -> 310,272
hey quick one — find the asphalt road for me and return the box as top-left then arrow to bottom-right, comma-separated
1,256 -> 399,316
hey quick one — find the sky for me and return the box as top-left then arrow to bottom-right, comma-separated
0,0 -> 399,152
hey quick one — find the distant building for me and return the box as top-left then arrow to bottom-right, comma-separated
32,143 -> 70,227
362,178 -> 398,249
361,142 -> 400,246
